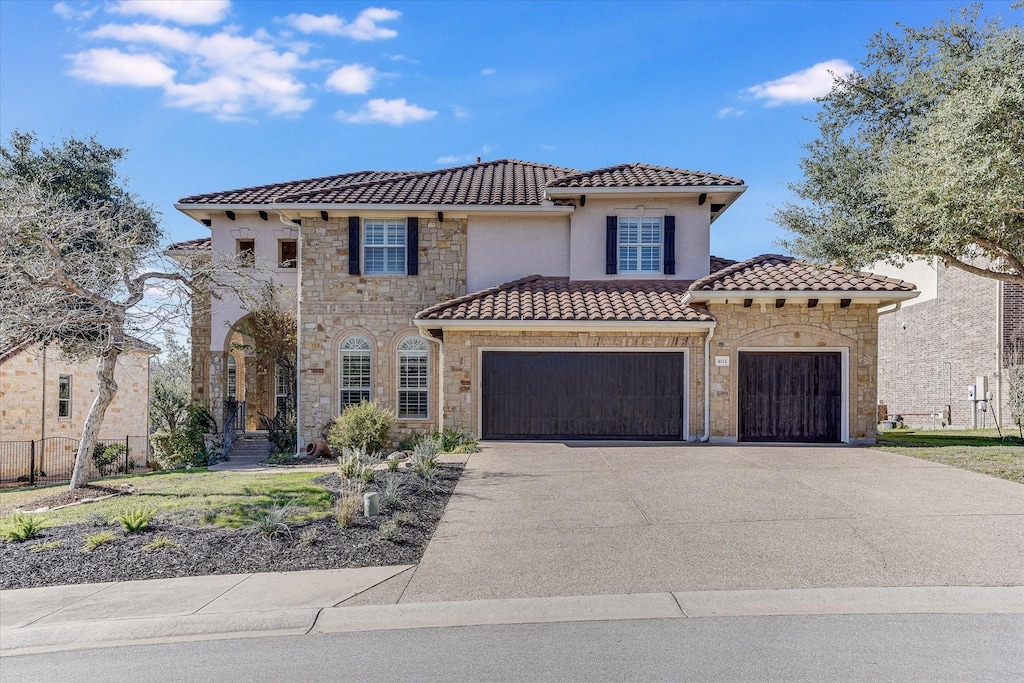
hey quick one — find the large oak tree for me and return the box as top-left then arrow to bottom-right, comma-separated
775,6 -> 1024,285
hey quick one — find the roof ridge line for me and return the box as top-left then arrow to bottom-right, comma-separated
177,170 -> 415,204
414,274 -> 545,320
547,162 -> 745,188
273,159 -> 581,203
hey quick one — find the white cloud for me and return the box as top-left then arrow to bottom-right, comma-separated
68,48 -> 175,86
286,7 -> 400,41
451,105 -> 470,119
746,59 -> 854,106
717,106 -> 744,118
72,22 -> 312,119
436,154 -> 469,164
540,144 -> 556,151
341,98 -> 436,125
107,0 -> 230,26
326,63 -> 378,94
480,67 -> 497,76
53,2 -> 96,21
386,53 -> 418,64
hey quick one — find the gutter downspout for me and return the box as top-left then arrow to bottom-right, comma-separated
700,325 -> 715,442
418,328 -> 444,433
277,211 -> 302,453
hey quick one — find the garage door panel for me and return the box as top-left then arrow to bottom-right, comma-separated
739,352 -> 842,443
482,352 -> 685,440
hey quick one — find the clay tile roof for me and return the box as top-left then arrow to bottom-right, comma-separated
546,162 -> 744,189
177,171 -> 413,205
166,237 -> 212,251
416,276 -> 715,323
689,254 -> 916,293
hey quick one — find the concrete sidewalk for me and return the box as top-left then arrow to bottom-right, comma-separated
2,569 -> 1022,657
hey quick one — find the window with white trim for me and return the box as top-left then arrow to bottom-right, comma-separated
226,356 -> 237,399
618,217 -> 662,273
397,336 -> 429,419
363,219 -> 406,275
339,335 -> 371,409
275,362 -> 289,414
58,375 -> 72,418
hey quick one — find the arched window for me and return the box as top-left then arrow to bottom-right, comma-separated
397,336 -> 429,419
339,335 -> 371,409
226,355 -> 237,399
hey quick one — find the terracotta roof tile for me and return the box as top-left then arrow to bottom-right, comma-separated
416,276 -> 715,322
689,254 -> 916,293
166,237 -> 212,251
178,171 -> 412,205
546,163 -> 744,189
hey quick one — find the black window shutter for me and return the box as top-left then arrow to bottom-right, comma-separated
605,216 -> 617,274
348,217 -> 360,275
406,217 -> 419,275
663,215 -> 676,275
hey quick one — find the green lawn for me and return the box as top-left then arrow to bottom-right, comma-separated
0,469 -> 334,529
875,429 -> 1024,484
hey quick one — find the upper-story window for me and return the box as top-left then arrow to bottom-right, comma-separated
339,334 -> 372,410
237,239 -> 255,267
278,239 -> 297,269
618,217 -> 662,273
363,219 -> 406,275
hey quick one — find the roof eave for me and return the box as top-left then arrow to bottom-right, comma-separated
175,202 -> 576,217
680,290 -> 920,305
413,319 -> 715,331
543,185 -> 747,197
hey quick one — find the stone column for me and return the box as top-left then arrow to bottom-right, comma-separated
209,351 -> 226,429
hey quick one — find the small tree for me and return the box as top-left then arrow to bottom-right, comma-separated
150,330 -> 191,435
775,7 -> 1024,286
233,282 -> 298,419
0,131 -> 242,489
1009,336 -> 1024,438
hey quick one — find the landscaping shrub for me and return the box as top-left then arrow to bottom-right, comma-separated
398,433 -> 427,451
378,519 -> 401,542
152,403 -> 217,469
261,410 -> 297,456
141,535 -> 177,552
113,506 -> 156,533
431,427 -> 480,454
328,401 -> 395,455
378,473 -> 404,510
299,528 -> 320,547
92,443 -> 126,477
336,480 -> 363,529
247,505 -> 292,545
82,531 -> 116,551
412,437 -> 439,460
29,540 -> 64,552
392,511 -> 416,527
410,451 -> 440,492
1,512 -> 48,542
386,454 -> 402,472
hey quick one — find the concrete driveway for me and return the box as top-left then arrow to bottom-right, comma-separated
397,443 -> 1024,603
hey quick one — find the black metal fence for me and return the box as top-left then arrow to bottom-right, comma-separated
0,436 -> 150,487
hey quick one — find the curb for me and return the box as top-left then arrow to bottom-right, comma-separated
3,585 -> 1022,657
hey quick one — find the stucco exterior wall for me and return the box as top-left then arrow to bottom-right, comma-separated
706,303 -> 879,444
1,345 -> 153,441
569,196 -> 711,281
297,215 -> 466,446
438,329 -> 707,440
466,215 -> 570,292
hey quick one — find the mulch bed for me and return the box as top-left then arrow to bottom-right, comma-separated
0,484 -> 130,515
0,464 -> 462,590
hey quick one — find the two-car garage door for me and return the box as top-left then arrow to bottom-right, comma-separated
481,352 -> 686,440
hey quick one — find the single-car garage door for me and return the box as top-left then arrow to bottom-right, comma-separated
738,351 -> 842,443
482,352 -> 685,440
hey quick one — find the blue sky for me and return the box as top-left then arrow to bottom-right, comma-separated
1,0 -> 1019,261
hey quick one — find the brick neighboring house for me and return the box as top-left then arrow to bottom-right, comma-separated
172,159 -> 917,447
873,258 -> 1024,429
0,339 -> 158,442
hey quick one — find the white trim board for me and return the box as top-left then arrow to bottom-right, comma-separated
735,347 -> 850,444
475,346 -> 690,442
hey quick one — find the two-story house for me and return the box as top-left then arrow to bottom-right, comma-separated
172,159 -> 917,447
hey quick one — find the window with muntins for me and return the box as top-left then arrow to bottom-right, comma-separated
339,335 -> 372,409
275,363 -> 289,414
397,336 -> 429,419
58,375 -> 72,418
363,219 -> 406,275
618,217 -> 662,273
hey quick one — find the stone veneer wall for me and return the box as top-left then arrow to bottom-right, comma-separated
1,345 -> 152,441
189,280 -> 212,406
706,303 -> 879,444
877,265 -> 1015,428
438,330 -> 707,439
297,216 -> 467,446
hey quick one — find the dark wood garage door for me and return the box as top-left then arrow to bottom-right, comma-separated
738,352 -> 842,443
481,352 -> 685,440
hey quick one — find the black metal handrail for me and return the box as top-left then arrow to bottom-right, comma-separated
221,400 -> 246,460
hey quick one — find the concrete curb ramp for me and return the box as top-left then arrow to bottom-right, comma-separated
3,586 -> 1022,657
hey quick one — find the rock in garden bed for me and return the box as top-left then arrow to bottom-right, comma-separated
0,464 -> 463,590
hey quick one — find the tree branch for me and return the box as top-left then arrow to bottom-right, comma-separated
968,235 -> 1024,278
935,252 -> 1024,285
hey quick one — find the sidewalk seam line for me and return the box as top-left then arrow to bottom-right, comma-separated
395,564 -> 420,604
670,592 -> 690,618
332,566 -> 415,607
18,582 -> 121,628
190,574 -> 256,615
596,446 -> 652,525
305,608 -> 323,635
